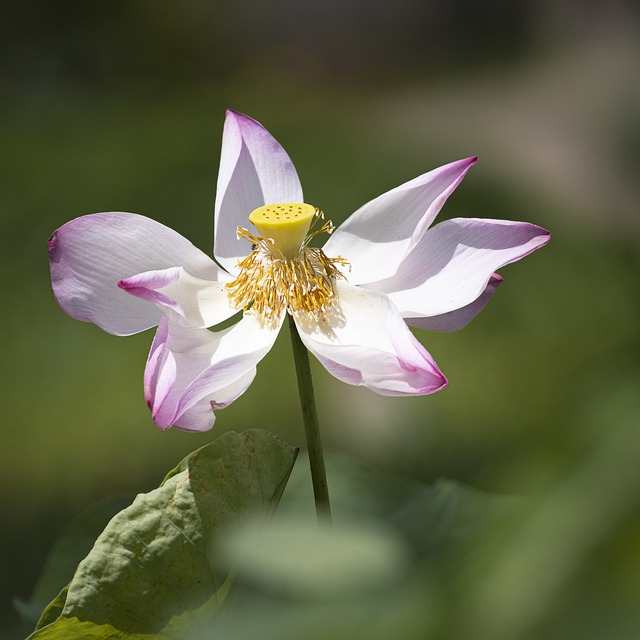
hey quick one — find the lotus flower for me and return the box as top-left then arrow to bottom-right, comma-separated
49,110 -> 549,431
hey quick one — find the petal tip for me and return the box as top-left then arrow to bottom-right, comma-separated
451,156 -> 478,170
461,156 -> 479,170
152,418 -> 173,431
528,225 -> 552,251
429,367 -> 449,393
225,108 -> 242,120
225,109 -> 259,129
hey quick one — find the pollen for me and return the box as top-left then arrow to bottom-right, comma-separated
226,204 -> 348,327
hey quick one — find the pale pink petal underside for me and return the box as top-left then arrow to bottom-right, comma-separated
376,217 -> 550,318
407,274 -> 502,332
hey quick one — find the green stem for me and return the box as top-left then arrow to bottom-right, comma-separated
288,314 -> 332,524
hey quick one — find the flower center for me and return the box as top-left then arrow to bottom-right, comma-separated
249,202 -> 316,259
225,202 -> 348,327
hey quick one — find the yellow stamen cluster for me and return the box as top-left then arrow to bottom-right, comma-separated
225,204 -> 348,327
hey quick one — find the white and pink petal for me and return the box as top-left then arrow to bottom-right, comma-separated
407,274 -> 502,332
119,267 -> 236,329
324,157 -> 478,284
49,212 -> 221,336
214,110 -> 304,274
294,282 -> 447,396
171,369 -> 258,431
373,218 -> 550,318
145,313 -> 284,432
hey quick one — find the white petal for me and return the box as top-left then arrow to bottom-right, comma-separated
323,158 -> 477,284
294,282 -> 446,396
172,369 -> 258,432
374,218 -> 550,318
145,312 -> 283,431
119,267 -> 236,328
49,212 -> 221,336
407,275 -> 502,332
214,110 -> 303,274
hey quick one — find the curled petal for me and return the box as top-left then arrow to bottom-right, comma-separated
375,218 -> 550,318
119,267 -> 236,329
407,274 -> 502,332
145,313 -> 283,432
172,369 -> 257,431
294,282 -> 447,396
144,319 -> 174,413
214,110 -> 304,274
49,212 -> 221,336
324,157 -> 477,284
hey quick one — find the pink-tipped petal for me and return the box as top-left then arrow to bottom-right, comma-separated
407,274 -> 502,332
119,268 -> 184,317
214,110 -> 303,274
119,267 -> 235,328
49,212 -> 221,336
324,157 -> 477,284
375,218 -> 550,318
145,313 -> 283,432
294,282 -> 447,396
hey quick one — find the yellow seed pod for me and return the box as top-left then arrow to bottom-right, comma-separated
249,203 -> 316,259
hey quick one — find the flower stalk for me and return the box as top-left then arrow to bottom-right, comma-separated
288,313 -> 332,524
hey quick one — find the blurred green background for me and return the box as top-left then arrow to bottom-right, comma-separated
2,1 -> 639,638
